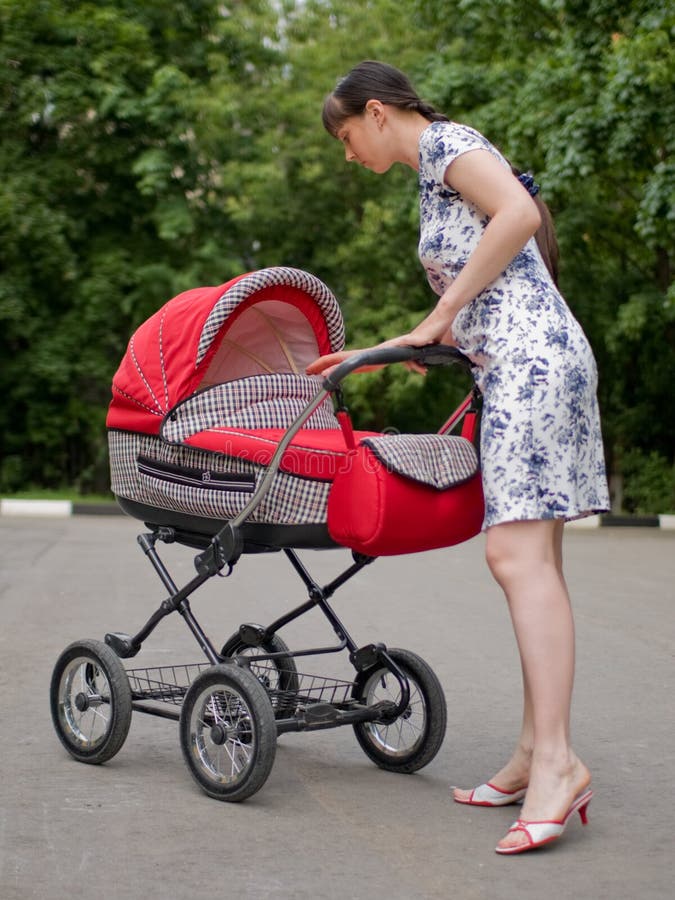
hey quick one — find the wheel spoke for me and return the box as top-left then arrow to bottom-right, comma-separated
207,696 -> 220,726
224,739 -> 244,777
90,705 -> 109,726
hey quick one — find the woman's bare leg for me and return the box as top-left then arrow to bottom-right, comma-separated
454,520 -> 563,801
455,520 -> 590,843
485,520 -> 589,848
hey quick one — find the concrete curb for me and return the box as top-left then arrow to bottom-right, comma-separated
0,499 -> 124,518
567,513 -> 675,530
1,499 -> 674,529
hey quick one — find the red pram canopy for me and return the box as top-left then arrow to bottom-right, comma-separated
107,267 -> 344,435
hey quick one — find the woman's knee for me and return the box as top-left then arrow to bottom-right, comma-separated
485,529 -> 516,586
485,520 -> 558,588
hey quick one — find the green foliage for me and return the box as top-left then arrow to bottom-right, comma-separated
0,0 -> 673,510
621,449 -> 675,515
0,0 -> 282,491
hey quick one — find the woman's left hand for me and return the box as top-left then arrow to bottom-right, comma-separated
306,347 -> 387,377
306,340 -> 431,378
382,320 -> 458,373
376,335 -> 430,374
401,310 -> 458,347
306,313 -> 458,378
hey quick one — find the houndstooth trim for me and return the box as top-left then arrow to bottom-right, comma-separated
109,431 -> 331,525
360,434 -> 479,489
197,267 -> 344,364
161,374 -> 337,443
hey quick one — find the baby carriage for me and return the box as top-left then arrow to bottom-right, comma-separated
50,266 -> 484,801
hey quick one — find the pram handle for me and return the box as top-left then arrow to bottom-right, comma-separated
322,344 -> 473,391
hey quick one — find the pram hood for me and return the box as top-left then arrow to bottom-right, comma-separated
107,267 -> 344,435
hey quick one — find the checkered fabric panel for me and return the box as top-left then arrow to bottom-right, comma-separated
197,267 -> 345,364
162,373 -> 337,443
360,434 -> 479,489
256,470 -> 332,524
109,431 -> 331,524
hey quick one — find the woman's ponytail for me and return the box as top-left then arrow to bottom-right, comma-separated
410,99 -> 449,123
513,167 -> 560,286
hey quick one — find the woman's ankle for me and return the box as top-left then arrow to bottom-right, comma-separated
530,745 -> 583,775
490,745 -> 533,790
526,750 -> 591,799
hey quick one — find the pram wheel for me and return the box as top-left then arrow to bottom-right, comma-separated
352,648 -> 447,773
221,630 -> 300,710
179,663 -> 277,801
50,639 -> 132,765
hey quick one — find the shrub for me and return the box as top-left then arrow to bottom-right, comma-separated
621,450 -> 675,515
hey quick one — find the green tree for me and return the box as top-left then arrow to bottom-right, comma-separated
0,0 -> 282,491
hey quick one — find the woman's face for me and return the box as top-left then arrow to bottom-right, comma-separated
336,105 -> 393,174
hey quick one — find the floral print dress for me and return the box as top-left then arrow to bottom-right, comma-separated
418,121 -> 610,527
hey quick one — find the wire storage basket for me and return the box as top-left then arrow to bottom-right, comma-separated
126,663 -> 210,705
125,661 -> 356,715
255,663 -> 355,714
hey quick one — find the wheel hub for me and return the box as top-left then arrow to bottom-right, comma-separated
74,692 -> 90,712
210,724 -> 229,745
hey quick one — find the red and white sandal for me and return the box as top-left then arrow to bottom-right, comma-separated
453,782 -> 527,807
495,789 -> 593,855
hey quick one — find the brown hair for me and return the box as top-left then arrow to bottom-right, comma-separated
532,197 -> 559,286
322,60 -> 448,136
510,166 -> 560,286
323,60 -> 560,285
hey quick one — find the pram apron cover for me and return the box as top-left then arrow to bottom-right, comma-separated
107,267 -> 483,552
327,435 -> 484,555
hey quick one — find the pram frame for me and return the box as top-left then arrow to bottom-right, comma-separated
51,345 -> 481,801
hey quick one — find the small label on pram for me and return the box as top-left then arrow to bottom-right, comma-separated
137,455 -> 256,493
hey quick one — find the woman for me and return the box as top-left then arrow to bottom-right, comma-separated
307,61 -> 610,855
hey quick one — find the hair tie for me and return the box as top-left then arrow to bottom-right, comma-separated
518,172 -> 540,197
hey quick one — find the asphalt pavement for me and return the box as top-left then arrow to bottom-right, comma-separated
1,515 -> 673,900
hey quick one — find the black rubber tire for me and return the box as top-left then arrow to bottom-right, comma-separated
352,648 -> 447,773
179,664 -> 277,802
50,639 -> 132,765
221,631 -> 300,713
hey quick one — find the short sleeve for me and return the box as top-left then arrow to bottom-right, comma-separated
421,122 -> 497,187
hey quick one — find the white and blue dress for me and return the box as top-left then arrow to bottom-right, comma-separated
418,121 -> 610,527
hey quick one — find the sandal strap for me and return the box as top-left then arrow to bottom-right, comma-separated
507,821 -> 536,847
